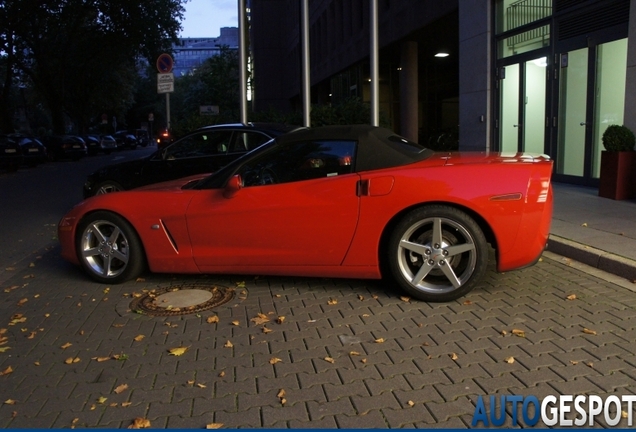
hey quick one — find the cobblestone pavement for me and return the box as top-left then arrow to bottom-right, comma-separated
1,245 -> 636,428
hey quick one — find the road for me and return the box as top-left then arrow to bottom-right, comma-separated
1,153 -> 636,427
0,147 -> 156,283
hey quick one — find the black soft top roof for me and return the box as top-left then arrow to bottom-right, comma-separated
276,124 -> 432,172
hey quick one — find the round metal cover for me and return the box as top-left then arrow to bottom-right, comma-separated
129,282 -> 235,316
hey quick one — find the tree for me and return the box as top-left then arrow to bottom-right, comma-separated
0,0 -> 186,133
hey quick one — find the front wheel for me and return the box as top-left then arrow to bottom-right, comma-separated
388,206 -> 488,302
76,211 -> 145,283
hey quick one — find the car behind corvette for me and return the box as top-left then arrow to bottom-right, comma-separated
59,125 -> 553,302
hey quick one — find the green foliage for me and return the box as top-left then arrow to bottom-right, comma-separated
602,125 -> 636,152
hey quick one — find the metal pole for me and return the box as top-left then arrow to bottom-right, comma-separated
370,0 -> 379,126
238,0 -> 248,124
166,93 -> 171,130
301,0 -> 311,127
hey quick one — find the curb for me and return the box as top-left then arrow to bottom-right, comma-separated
547,234 -> 636,282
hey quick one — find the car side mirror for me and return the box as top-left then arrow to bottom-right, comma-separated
223,174 -> 242,198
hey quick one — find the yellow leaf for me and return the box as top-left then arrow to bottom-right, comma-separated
0,347 -> 11,353
17,298 -> 28,306
349,351 -> 360,356
133,335 -> 145,342
270,357 -> 282,364
450,353 -> 459,360
361,358 -> 367,363
224,340 -> 233,348
109,403 -> 118,407
408,400 -> 415,407
65,357 -> 80,364
581,223 -> 588,227
206,315 -> 219,324
250,313 -> 269,325
586,362 -> 594,368
218,371 -> 225,377
114,384 -> 129,394
277,389 -> 286,398
128,417 -> 151,429
97,397 -> 107,404
463,300 -> 472,305
276,316 -> 285,324
582,328 -> 597,335
61,342 -> 72,349
400,296 -> 411,302
566,294 -> 577,300
206,423 -> 224,429
4,399 -> 16,405
504,356 -> 515,364
34,362 -> 40,366
121,402 -> 132,407
374,338 -> 385,343
324,357 -> 335,363
196,383 -> 207,388
570,360 -> 579,365
500,330 -> 507,336
280,397 -> 287,405
262,326 -> 273,334
327,298 -> 338,305
168,346 -> 189,356
0,366 -> 13,376
622,411 -> 629,419
358,295 -> 364,300
511,329 -> 526,338
92,356 -> 110,362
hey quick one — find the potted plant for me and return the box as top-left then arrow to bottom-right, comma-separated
598,124 -> 636,200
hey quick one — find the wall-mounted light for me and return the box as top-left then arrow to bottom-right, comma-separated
435,52 -> 450,58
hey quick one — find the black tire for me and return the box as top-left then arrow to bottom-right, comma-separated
93,180 -> 124,196
387,205 -> 488,302
76,211 -> 145,284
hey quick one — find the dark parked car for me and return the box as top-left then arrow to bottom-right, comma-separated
135,129 -> 150,147
83,135 -> 101,155
10,134 -> 47,166
113,131 -> 138,150
0,134 -> 23,171
40,135 -> 87,161
83,123 -> 300,197
156,129 -> 173,150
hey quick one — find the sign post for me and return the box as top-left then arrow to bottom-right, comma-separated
156,54 -> 174,130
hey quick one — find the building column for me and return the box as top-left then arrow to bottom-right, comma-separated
458,1 -> 491,151
400,40 -> 418,143
624,0 -> 636,136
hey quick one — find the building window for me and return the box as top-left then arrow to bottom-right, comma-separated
495,0 -> 552,34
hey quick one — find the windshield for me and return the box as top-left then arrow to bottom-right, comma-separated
191,138 -> 277,189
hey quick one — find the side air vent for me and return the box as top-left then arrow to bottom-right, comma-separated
556,0 -> 629,41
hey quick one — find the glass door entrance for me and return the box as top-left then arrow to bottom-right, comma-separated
555,39 -> 627,182
498,56 -> 548,154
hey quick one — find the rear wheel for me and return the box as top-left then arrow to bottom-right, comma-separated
388,205 -> 488,302
76,211 -> 145,284
94,180 -> 124,195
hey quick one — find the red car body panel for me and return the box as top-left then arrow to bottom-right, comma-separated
59,148 -> 552,280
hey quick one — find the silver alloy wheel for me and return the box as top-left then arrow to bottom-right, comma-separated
396,216 -> 477,295
80,220 -> 130,279
95,182 -> 122,195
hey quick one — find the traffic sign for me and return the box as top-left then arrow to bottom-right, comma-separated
157,73 -> 174,93
156,53 -> 174,73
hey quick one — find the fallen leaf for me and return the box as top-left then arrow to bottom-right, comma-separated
206,423 -> 223,429
133,335 -> 145,342
374,338 -> 385,343
224,340 -> 233,348
231,321 -> 240,326
4,399 -> 17,405
61,342 -> 72,349
218,371 -> 225,377
450,353 -> 459,360
128,417 -> 151,429
361,358 -> 367,363
269,357 -> 282,364
196,383 -> 207,388
276,316 -> 285,324
262,326 -> 273,334
92,356 -> 110,362
122,402 -> 132,407
168,346 -> 189,356
0,366 -> 13,376
97,397 -> 107,404
109,403 -> 118,407
400,296 -> 411,302
65,357 -> 80,364
236,281 -> 246,288
112,323 -> 125,328
280,397 -> 287,405
114,384 -> 129,394
463,300 -> 472,305
586,362 -> 594,368
582,328 -> 597,335
324,357 -> 335,364
504,356 -> 515,364
135,278 -> 146,283
277,389 -> 286,398
358,295 -> 364,300
250,313 -> 269,325
349,351 -> 360,356
17,298 -> 28,306
327,298 -> 338,305
0,347 -> 11,353
500,330 -> 507,336
622,410 -> 628,419
570,360 -> 579,365
511,329 -> 526,338
408,400 -> 415,407
34,362 -> 40,366
566,294 -> 577,300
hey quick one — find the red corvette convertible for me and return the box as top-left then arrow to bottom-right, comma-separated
59,125 -> 553,302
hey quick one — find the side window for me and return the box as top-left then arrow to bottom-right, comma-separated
240,140 -> 356,187
229,132 -> 271,153
164,131 -> 232,160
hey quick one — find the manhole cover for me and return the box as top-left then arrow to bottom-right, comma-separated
129,282 -> 235,316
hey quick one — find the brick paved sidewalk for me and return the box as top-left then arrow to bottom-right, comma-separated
1,246 -> 636,428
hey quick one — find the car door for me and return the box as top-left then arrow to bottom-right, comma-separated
141,130 -> 234,184
186,139 -> 360,270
